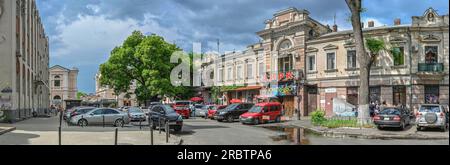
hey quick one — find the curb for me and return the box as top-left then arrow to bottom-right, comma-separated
260,123 -> 449,140
0,127 -> 16,136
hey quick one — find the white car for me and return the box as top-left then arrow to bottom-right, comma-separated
416,104 -> 448,132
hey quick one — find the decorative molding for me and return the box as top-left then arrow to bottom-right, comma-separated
421,34 -> 441,42
389,36 -> 407,43
323,44 -> 338,50
306,47 -> 318,53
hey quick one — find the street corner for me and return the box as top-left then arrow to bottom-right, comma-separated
0,126 -> 16,136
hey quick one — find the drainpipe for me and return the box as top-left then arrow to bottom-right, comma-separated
407,28 -> 413,112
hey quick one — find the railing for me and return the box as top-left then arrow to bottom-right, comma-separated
418,63 -> 444,72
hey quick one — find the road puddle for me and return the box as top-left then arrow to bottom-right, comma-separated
263,126 -> 313,145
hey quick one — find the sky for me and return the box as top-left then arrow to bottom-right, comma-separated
35,0 -> 449,93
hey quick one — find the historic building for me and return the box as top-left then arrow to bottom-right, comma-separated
201,7 -> 449,119
95,72 -> 138,107
49,65 -> 78,108
0,0 -> 50,122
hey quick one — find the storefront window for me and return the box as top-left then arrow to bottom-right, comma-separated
369,87 -> 381,103
425,85 -> 439,104
393,86 -> 406,106
347,87 -> 358,106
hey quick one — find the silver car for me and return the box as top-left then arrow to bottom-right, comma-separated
127,107 -> 146,121
70,108 -> 130,127
416,104 -> 448,132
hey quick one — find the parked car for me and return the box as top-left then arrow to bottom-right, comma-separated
193,104 -> 206,117
64,106 -> 87,120
67,107 -> 96,122
208,105 -> 227,119
215,103 -> 254,122
148,105 -> 183,132
127,107 -> 146,122
373,107 -> 411,130
69,108 -> 130,127
240,102 -> 282,125
173,101 -> 192,119
416,104 -> 448,132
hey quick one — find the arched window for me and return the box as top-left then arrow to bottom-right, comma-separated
53,95 -> 62,100
279,40 -> 292,50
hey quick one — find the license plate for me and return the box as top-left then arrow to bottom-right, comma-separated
384,118 -> 390,121
263,116 -> 270,120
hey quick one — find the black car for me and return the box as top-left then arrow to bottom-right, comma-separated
148,105 -> 183,132
215,103 -> 254,122
373,107 -> 411,130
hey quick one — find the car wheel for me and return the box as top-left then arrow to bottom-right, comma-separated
253,118 -> 259,125
114,119 -> 125,127
275,116 -> 281,123
227,116 -> 234,123
78,119 -> 88,127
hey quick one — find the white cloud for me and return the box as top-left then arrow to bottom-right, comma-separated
86,4 -> 101,14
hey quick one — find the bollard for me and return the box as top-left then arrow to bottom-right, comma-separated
58,126 -> 62,145
139,119 -> 142,130
114,128 -> 118,145
165,120 -> 169,143
59,111 -> 63,128
103,115 -> 105,128
81,115 -> 84,128
150,120 -> 154,145
159,117 -> 161,134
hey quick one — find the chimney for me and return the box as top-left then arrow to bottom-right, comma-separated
368,20 -> 375,27
394,18 -> 401,26
332,24 -> 338,32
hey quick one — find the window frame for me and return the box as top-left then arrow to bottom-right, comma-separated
326,52 -> 336,70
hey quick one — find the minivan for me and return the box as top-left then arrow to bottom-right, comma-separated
215,103 -> 254,122
240,102 -> 283,125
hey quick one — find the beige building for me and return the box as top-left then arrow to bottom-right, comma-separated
202,7 -> 449,119
49,65 -> 78,108
0,0 -> 50,122
95,72 -> 138,107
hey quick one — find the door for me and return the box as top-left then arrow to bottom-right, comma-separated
325,93 -> 337,116
261,106 -> 271,121
307,87 -> 318,116
104,109 -> 120,124
282,97 -> 295,117
89,109 -> 104,124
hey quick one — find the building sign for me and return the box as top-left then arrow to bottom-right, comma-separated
264,70 -> 303,82
325,88 -> 337,93
266,82 -> 298,97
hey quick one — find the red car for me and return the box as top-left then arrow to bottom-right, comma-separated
208,105 -> 227,119
240,102 -> 283,125
172,101 -> 192,119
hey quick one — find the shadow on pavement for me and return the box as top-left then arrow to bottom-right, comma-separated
0,132 -> 40,145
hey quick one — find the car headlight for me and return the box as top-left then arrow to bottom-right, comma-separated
247,116 -> 253,119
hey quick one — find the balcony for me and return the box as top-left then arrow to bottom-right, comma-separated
417,63 -> 446,81
418,63 -> 444,72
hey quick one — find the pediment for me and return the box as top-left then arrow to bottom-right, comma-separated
323,44 -> 338,50
421,34 -> 441,42
306,47 -> 318,53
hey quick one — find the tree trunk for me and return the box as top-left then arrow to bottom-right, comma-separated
346,0 -> 372,125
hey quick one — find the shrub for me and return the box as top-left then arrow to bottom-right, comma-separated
311,110 -> 326,126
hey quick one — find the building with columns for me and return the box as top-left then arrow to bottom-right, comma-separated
0,0 -> 50,122
49,65 -> 79,109
201,7 -> 449,119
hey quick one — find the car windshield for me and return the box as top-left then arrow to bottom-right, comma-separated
224,104 -> 239,111
248,106 -> 263,113
163,105 -> 176,113
380,109 -> 401,115
419,106 -> 441,113
195,105 -> 204,108
128,107 -> 142,113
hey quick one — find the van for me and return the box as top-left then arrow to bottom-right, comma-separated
240,102 -> 282,125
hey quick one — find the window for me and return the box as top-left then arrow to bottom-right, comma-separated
327,52 -> 336,70
92,109 -> 104,115
259,62 -> 265,78
247,64 -> 253,79
237,66 -> 242,80
391,47 -> 405,66
347,50 -> 357,68
425,85 -> 439,104
105,109 -> 119,114
425,46 -> 438,63
227,67 -> 232,81
279,40 -> 292,50
278,56 -> 293,72
218,69 -> 223,82
369,87 -> 381,103
54,80 -> 60,87
307,55 -> 316,71
393,86 -> 406,106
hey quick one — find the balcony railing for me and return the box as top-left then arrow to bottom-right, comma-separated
418,63 -> 444,72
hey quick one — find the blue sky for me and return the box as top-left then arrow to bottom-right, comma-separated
35,0 -> 449,93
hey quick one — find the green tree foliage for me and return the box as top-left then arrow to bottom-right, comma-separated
76,92 -> 87,99
99,31 -> 194,104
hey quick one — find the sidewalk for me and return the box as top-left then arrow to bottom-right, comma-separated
259,117 -> 449,140
0,116 -> 181,145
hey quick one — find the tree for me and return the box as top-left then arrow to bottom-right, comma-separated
99,31 -> 194,105
77,92 -> 87,100
346,0 -> 372,125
